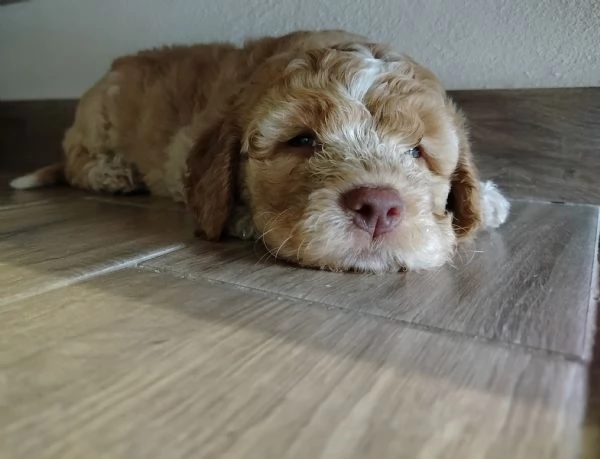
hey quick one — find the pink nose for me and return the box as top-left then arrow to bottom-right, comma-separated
341,187 -> 403,237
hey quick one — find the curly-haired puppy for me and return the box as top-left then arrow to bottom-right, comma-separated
11,30 -> 510,272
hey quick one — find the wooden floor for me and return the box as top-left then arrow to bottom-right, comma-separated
0,174 -> 598,459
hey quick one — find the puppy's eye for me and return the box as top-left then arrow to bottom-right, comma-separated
287,134 -> 318,149
407,146 -> 422,158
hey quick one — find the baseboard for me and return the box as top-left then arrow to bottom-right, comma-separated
0,99 -> 77,172
1,88 -> 599,204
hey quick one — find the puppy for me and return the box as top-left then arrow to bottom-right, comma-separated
11,30 -> 510,272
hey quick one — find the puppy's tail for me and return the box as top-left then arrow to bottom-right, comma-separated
9,163 -> 65,190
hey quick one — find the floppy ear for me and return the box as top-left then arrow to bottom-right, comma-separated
446,110 -> 482,238
185,116 -> 240,241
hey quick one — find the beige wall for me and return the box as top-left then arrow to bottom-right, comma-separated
0,0 -> 598,99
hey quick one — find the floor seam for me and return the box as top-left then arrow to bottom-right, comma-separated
583,211 -> 600,360
508,197 -> 600,209
83,195 -> 187,212
135,262 -> 590,366
0,244 -> 186,308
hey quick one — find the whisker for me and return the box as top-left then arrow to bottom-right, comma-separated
296,236 -> 308,261
274,234 -> 294,259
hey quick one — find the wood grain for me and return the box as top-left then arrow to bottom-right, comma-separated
583,243 -> 600,458
0,173 -> 75,209
0,268 -> 585,459
451,88 -> 600,204
141,201 -> 599,359
0,196 -> 192,305
1,88 -> 599,457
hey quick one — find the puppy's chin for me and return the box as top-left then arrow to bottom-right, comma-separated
260,208 -> 456,274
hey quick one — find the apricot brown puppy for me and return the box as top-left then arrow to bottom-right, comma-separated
11,30 -> 510,272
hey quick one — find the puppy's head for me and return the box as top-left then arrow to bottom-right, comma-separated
188,40 -> 481,272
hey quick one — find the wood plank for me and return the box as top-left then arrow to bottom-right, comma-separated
0,172 -> 180,211
452,88 -> 600,204
0,196 -> 192,305
141,201 -> 599,359
0,268 -> 585,459
0,175 -> 78,209
82,194 -> 185,212
583,242 -> 600,458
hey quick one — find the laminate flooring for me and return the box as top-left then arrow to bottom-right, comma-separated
0,175 -> 598,459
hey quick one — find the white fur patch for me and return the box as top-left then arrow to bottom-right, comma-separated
347,59 -> 385,100
10,174 -> 40,190
480,180 -> 510,228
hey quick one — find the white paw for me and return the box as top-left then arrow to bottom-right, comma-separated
10,173 -> 40,190
480,181 -> 510,228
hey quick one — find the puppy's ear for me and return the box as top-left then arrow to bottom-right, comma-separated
446,110 -> 482,238
186,116 -> 240,240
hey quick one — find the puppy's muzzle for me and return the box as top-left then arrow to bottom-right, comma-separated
341,186 -> 403,238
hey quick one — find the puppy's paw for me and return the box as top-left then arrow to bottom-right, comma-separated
226,205 -> 256,240
480,181 -> 510,228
